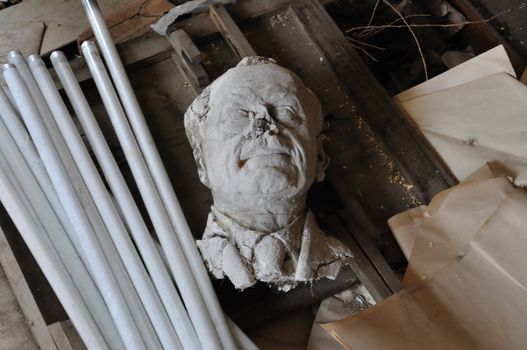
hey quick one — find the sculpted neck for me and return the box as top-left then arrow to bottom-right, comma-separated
212,194 -> 307,233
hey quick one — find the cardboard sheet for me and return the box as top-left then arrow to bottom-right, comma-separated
400,72 -> 527,186
322,170 -> 527,350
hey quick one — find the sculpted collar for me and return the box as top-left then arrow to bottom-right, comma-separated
197,206 -> 351,291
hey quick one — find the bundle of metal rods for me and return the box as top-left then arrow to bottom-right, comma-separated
0,1 -> 256,349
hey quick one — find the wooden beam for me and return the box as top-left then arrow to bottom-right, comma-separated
210,4 -> 257,58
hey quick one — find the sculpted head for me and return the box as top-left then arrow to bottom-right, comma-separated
184,57 -> 328,209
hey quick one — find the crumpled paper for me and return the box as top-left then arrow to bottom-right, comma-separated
151,0 -> 235,35
306,285 -> 375,350
322,165 -> 527,350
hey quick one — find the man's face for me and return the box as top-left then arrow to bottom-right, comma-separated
200,64 -> 322,203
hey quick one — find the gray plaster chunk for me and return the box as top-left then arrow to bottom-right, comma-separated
185,56 -> 352,291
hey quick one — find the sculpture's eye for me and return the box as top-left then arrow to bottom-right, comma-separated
237,109 -> 250,118
272,105 -> 298,125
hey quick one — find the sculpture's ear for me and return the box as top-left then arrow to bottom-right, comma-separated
184,86 -> 212,188
193,145 -> 210,188
315,134 -> 330,182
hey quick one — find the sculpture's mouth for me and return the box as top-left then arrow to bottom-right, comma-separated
238,150 -> 290,168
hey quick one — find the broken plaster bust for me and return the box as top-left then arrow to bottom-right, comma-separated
184,56 -> 351,291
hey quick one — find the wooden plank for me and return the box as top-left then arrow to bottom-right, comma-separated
0,22 -> 44,63
168,30 -> 209,89
210,4 -> 257,58
48,322 -> 75,350
290,0 -> 457,203
0,258 -> 39,349
323,215 -> 393,302
49,320 -> 86,350
0,0 -> 130,55
334,190 -> 404,294
60,320 -> 86,350
78,0 -> 174,45
237,270 -> 360,331
0,226 -> 57,350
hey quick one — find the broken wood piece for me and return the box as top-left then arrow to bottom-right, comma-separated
168,30 -> 209,90
79,0 -> 173,46
210,4 -> 257,58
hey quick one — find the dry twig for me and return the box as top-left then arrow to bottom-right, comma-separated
348,10 -> 510,33
347,1 -> 509,81
379,0 -> 429,80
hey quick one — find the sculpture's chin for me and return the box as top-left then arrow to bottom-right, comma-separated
237,166 -> 301,197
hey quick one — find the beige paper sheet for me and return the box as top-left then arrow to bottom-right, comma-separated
404,175 -> 515,287
394,45 -> 515,103
388,164 -> 512,262
323,172 -> 527,350
400,72 -> 527,186
386,205 -> 426,260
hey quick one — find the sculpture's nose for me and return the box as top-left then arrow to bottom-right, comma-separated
248,109 -> 277,138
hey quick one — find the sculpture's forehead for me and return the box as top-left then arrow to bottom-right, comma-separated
209,64 -> 304,102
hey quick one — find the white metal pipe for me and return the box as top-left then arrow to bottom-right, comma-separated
51,51 -> 199,350
80,2 -> 235,348
7,50 -> 83,189
20,54 -> 161,350
0,87 -> 125,350
0,69 -> 82,252
0,150 -> 106,349
82,40 -> 219,350
0,84 -> 17,111
2,63 -> 147,350
0,132 -> 107,350
32,53 -> 179,350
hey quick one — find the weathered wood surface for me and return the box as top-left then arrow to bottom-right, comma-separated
0,226 -> 50,349
0,0 -> 129,55
0,206 -> 67,328
0,265 -> 38,349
